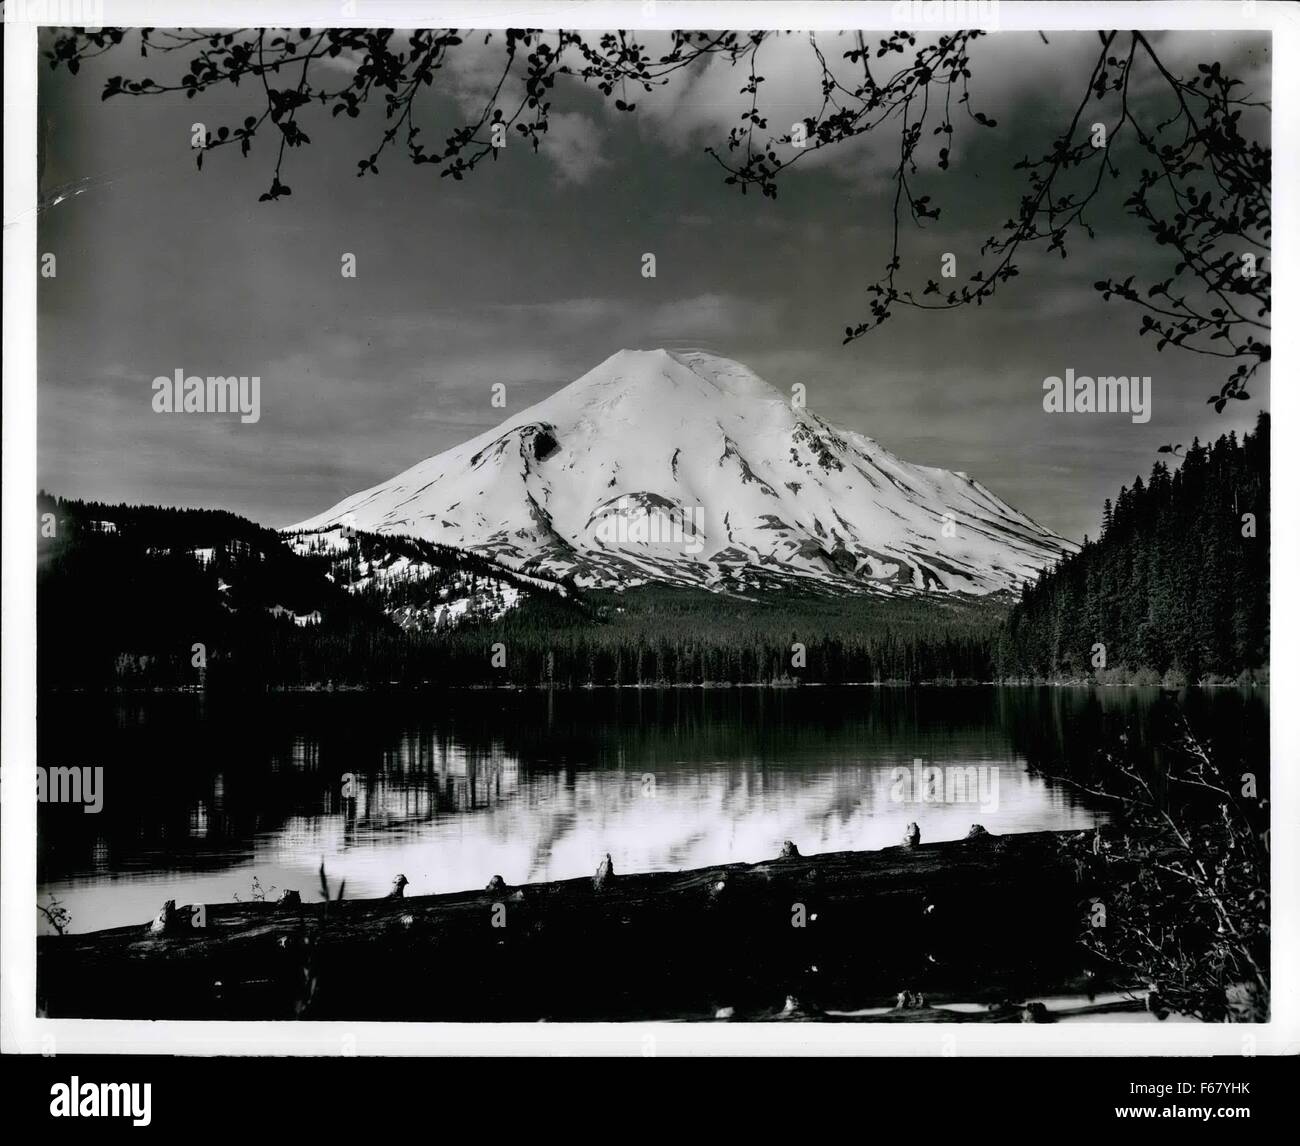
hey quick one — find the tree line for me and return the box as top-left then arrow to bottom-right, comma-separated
38,411 -> 1270,692
996,413 -> 1269,683
37,495 -> 1000,689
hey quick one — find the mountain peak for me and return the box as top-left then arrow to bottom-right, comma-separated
575,347 -> 783,404
288,349 -> 1074,596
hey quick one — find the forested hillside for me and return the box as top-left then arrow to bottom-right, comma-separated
37,495 -> 1003,689
36,495 -> 560,690
39,409 -> 1270,694
996,414 -> 1269,684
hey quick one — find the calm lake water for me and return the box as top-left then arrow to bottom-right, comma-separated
37,686 -> 1268,933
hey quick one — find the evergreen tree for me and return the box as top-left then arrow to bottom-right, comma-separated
997,414 -> 1269,682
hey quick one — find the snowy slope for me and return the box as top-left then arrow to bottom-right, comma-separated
284,524 -> 531,629
287,349 -> 1075,595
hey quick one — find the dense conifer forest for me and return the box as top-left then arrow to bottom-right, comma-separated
996,414 -> 1269,683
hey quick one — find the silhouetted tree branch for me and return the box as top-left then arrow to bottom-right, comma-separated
47,26 -> 1269,408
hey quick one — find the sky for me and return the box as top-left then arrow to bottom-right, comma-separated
37,27 -> 1271,542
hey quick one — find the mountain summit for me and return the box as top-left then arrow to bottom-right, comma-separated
287,349 -> 1074,595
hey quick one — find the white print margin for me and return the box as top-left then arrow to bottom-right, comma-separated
4,0 -> 1298,1058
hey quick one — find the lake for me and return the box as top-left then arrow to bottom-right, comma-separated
37,685 -> 1268,934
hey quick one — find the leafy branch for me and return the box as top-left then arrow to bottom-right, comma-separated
47,26 -> 1270,407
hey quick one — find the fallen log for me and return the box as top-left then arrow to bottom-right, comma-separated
37,829 -> 1119,1022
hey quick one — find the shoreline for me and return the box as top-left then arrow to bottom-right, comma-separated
39,677 -> 1270,696
38,828 -> 1131,1023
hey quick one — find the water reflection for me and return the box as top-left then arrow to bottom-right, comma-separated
36,686 -> 1266,933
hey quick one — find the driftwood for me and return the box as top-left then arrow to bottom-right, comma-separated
37,830 -> 1118,1022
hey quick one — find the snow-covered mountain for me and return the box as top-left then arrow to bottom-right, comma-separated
287,349 -> 1075,596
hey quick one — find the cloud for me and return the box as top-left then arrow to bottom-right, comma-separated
441,33 -> 612,186
631,31 -> 900,186
644,292 -> 777,340
623,30 -> 1180,191
295,30 -> 1270,195
538,112 -> 611,185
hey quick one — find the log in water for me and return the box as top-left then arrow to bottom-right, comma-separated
38,829 -> 1121,1022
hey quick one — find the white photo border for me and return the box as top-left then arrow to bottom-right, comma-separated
4,0 -> 1296,1057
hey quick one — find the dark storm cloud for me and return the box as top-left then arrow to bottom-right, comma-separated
37,29 -> 1269,541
